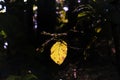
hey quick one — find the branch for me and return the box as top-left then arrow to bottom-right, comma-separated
41,31 -> 67,37
36,37 -> 55,53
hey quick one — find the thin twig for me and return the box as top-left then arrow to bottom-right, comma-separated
41,37 -> 55,47
41,31 -> 67,37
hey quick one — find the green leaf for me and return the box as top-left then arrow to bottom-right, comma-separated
93,0 -> 96,2
0,30 -> 7,38
77,11 -> 92,18
6,75 -> 21,80
23,74 -> 38,80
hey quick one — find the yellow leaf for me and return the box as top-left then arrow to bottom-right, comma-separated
78,12 -> 86,17
95,27 -> 102,33
77,11 -> 91,18
50,41 -> 67,65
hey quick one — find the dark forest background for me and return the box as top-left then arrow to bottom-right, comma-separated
0,0 -> 120,80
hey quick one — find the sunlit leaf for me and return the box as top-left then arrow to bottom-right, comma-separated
95,27 -> 102,33
50,40 -> 67,65
58,10 -> 68,23
78,12 -> 87,17
77,11 -> 92,18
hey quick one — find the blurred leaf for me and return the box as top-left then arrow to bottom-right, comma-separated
83,51 -> 87,60
23,74 -> 38,80
84,56 -> 87,60
9,0 -> 16,3
6,74 -> 38,80
50,40 -> 67,65
95,27 -> 102,33
58,10 -> 68,23
0,30 -> 7,38
93,0 -> 96,2
77,11 -> 92,18
39,47 -> 44,53
78,12 -> 87,17
6,75 -> 21,80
